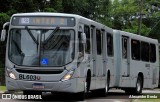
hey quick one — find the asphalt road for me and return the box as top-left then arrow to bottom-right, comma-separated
0,89 -> 160,102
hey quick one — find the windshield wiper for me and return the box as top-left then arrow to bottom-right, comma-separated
12,40 -> 24,56
25,26 -> 39,45
43,26 -> 60,45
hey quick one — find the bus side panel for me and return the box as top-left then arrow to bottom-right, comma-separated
130,60 -> 144,88
113,30 -> 121,87
150,44 -> 159,88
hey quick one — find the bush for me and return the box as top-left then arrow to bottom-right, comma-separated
0,13 -> 10,29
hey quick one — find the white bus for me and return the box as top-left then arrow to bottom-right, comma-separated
1,13 -> 159,100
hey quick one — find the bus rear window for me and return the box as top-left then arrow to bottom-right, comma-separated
150,44 -> 156,63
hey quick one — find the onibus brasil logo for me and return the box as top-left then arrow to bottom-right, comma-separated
2,94 -> 42,100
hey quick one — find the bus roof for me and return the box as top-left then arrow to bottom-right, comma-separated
13,12 -> 99,23
114,30 -> 158,44
12,12 -> 91,21
11,12 -> 158,43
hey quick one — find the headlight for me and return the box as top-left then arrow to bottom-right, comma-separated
9,72 -> 16,80
6,68 -> 16,80
61,70 -> 74,81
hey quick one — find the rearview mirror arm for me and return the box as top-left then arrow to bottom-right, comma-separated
3,22 -> 10,29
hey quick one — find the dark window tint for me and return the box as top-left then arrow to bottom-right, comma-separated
107,33 -> 114,56
96,30 -> 102,55
141,42 -> 149,62
84,25 -> 90,54
78,32 -> 84,58
122,37 -> 128,59
131,39 -> 140,60
150,44 -> 156,62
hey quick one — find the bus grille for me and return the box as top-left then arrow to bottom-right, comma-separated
15,69 -> 63,74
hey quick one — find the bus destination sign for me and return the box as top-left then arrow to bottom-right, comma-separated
11,16 -> 75,27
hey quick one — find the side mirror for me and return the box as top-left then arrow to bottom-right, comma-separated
1,29 -> 6,41
1,22 -> 10,42
81,33 -> 86,44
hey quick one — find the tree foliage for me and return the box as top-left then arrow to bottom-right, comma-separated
0,13 -> 10,28
110,0 -> 160,37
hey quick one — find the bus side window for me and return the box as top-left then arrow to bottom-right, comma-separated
150,44 -> 156,63
107,33 -> 113,56
84,25 -> 90,54
122,37 -> 127,59
78,31 -> 84,59
141,42 -> 149,62
131,39 -> 140,60
96,30 -> 102,55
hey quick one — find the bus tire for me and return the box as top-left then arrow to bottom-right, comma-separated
85,71 -> 91,93
99,74 -> 110,97
134,76 -> 143,94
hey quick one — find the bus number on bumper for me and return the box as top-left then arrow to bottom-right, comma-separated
19,74 -> 41,81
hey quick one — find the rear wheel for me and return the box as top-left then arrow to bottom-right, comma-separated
125,76 -> 143,95
134,76 -> 142,94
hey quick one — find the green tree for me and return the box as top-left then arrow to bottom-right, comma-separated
110,0 -> 139,30
61,0 -> 111,26
0,13 -> 10,29
110,0 -> 160,37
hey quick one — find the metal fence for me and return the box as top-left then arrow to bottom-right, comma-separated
0,42 -> 6,85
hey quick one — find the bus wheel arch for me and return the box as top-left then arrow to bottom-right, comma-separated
138,72 -> 144,88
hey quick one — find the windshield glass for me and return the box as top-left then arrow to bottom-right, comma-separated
9,29 -> 75,67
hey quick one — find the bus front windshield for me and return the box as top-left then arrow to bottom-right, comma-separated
9,29 -> 75,67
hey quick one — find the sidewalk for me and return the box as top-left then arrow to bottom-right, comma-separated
0,91 -> 22,94
0,91 -> 4,94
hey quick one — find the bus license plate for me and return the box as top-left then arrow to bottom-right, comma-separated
33,83 -> 44,89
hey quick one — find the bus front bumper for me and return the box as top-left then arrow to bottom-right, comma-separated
6,76 -> 83,93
